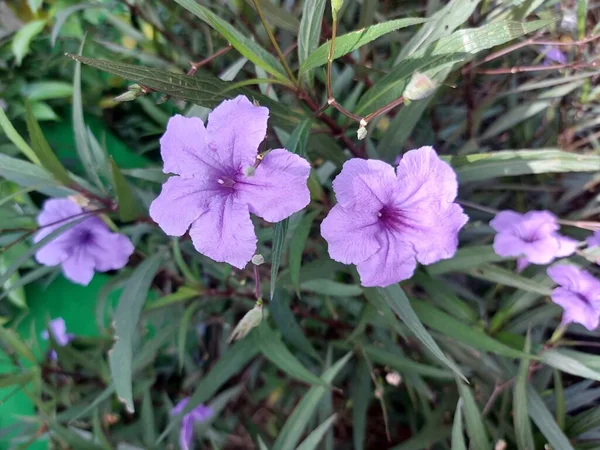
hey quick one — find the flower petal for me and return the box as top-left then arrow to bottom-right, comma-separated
189,196 -> 257,269
547,265 -> 600,302
160,115 -> 216,177
88,229 -> 134,272
321,204 -> 380,265
396,146 -> 458,204
522,236 -> 560,264
493,233 -> 526,258
489,210 -> 523,232
61,247 -> 95,285
179,415 -> 194,450
551,287 -> 599,331
332,158 -> 397,211
587,231 -> 600,248
206,95 -> 268,171
150,176 -> 223,236
518,210 -> 559,238
235,149 -> 311,222
554,234 -> 578,258
356,230 -> 417,287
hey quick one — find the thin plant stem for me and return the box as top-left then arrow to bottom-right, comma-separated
250,0 -> 297,84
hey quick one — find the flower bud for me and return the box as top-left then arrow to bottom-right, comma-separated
357,125 -> 367,140
114,84 -> 144,102
243,166 -> 256,177
403,73 -> 438,101
251,254 -> 265,265
228,303 -> 265,342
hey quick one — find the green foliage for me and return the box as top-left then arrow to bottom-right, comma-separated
1,0 -> 600,448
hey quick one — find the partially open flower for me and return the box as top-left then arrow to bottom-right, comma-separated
228,302 -> 265,342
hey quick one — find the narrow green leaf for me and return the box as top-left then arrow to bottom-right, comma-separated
158,337 -> 260,444
298,0 -> 327,85
108,252 -> 164,413
172,0 -> 288,81
66,55 -> 299,129
24,81 -> 73,101
514,331 -> 535,450
375,285 -> 466,380
301,279 -> 362,297
0,326 -> 37,363
480,100 -> 551,141
269,290 -> 321,361
178,302 -> 201,372
140,389 -> 156,447
24,100 -> 71,185
540,349 -> 600,382
12,20 -> 46,66
362,344 -> 453,379
410,299 -> 529,358
289,210 -> 318,297
256,324 -> 327,386
351,358 -> 371,450
0,106 -> 40,164
568,404 -> 600,436
270,219 -> 289,301
357,20 -> 552,115
469,264 -> 553,296
245,0 -> 299,34
427,246 -> 507,275
272,352 -> 352,450
457,379 -> 489,449
412,271 -> 477,322
451,399 -> 466,450
0,371 -> 33,388
527,385 -> 575,450
72,42 -> 104,190
553,370 -> 565,430
391,423 -> 451,450
296,414 -> 338,450
449,149 -> 600,183
300,17 -> 427,74
109,157 -> 141,222
286,119 -> 312,157
0,217 -> 85,288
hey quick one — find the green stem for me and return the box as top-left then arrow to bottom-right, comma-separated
171,238 -> 200,286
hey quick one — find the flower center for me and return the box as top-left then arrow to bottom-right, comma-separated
78,229 -> 95,245
377,205 -> 405,231
217,176 -> 237,188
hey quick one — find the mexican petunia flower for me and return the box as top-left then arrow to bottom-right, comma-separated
171,398 -> 213,450
321,146 -> 468,287
34,198 -> 134,286
149,95 -> 311,269
490,210 -> 577,272
41,317 -> 73,360
547,265 -> 600,330
541,45 -> 567,65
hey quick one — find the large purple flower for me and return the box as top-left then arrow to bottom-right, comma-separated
149,95 -> 311,269
34,198 -> 134,285
41,317 -> 74,360
490,210 -> 577,271
171,398 -> 213,450
547,265 -> 600,330
321,146 -> 468,287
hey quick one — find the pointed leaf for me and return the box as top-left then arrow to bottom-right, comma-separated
457,379 -> 489,449
289,210 -> 318,297
527,385 -> 575,450
298,0 -> 327,85
270,219 -> 289,301
296,414 -> 338,450
514,331 -> 535,450
109,157 -> 142,222
451,399 -> 466,450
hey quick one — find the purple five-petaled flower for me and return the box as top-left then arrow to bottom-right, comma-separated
150,95 -> 311,269
490,210 -> 577,272
41,317 -> 74,360
171,398 -> 213,450
541,45 -> 567,65
547,265 -> 600,331
321,146 -> 468,287
34,198 -> 134,285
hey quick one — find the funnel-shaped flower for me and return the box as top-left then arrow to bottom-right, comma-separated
34,198 -> 134,285
490,210 -> 577,271
547,265 -> 600,330
321,146 -> 468,287
150,96 -> 311,269
171,398 -> 213,450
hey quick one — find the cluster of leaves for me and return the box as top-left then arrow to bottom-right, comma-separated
1,0 -> 600,449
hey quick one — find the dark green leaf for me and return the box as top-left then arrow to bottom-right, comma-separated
457,379 -> 489,449
12,20 -> 46,66
245,0 -> 299,34
451,399 -> 466,450
108,252 -> 164,413
24,100 -> 71,185
427,246 -> 508,275
109,157 -> 142,222
351,358 -> 371,450
296,414 -> 338,450
270,219 -> 289,301
298,0 -> 327,86
468,264 -> 553,296
0,105 -> 40,164
301,279 -> 362,297
363,344 -> 453,379
527,385 -> 575,450
289,210 -> 318,297
540,349 -> 600,382
374,285 -> 466,380
514,331 -> 535,450
0,326 -> 37,363
300,17 -> 427,74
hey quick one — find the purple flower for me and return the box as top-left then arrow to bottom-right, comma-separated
149,96 -> 311,269
541,45 -> 567,65
41,318 -> 74,360
34,198 -> 134,285
171,398 -> 213,450
547,265 -> 600,330
321,146 -> 468,287
587,231 -> 600,248
490,210 -> 577,271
